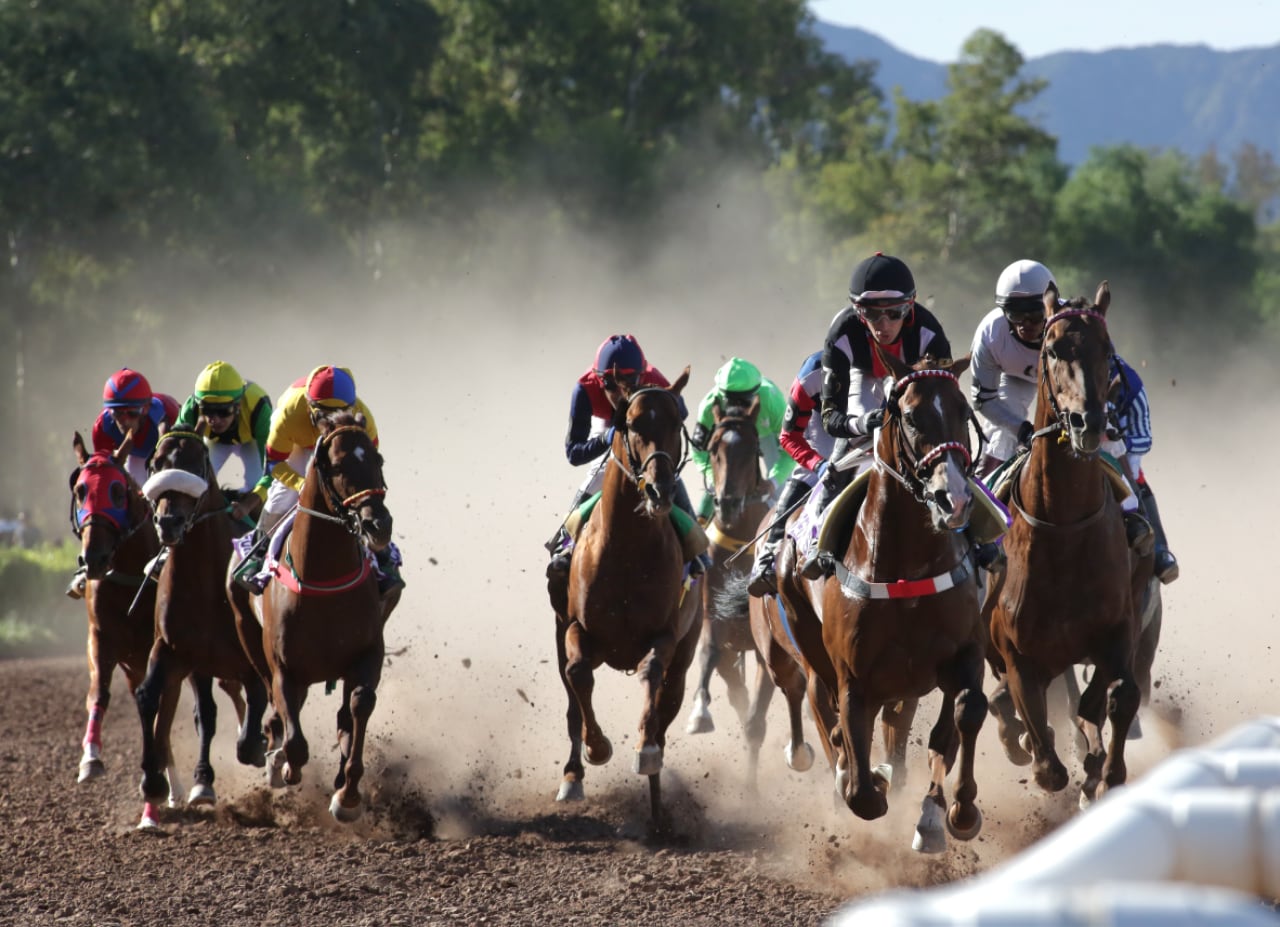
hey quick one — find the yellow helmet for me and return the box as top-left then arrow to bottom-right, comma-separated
194,361 -> 246,404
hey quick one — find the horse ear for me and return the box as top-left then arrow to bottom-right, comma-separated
195,416 -> 210,438
354,411 -> 367,429
871,339 -> 910,380
948,353 -> 972,379
1094,280 -> 1111,315
670,366 -> 690,396
612,400 -> 628,432
1107,370 -> 1123,404
712,400 -> 724,424
747,394 -> 761,421
113,430 -> 135,468
1043,282 -> 1060,316
73,431 -> 89,466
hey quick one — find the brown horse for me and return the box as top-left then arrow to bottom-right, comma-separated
135,427 -> 269,829
227,413 -> 394,822
684,398 -> 774,745
784,354 -> 987,853
985,282 -> 1146,805
548,372 -> 703,833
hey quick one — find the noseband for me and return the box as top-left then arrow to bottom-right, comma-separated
1035,308 -> 1113,444
147,431 -> 221,539
875,369 -> 979,504
300,425 -> 387,536
609,387 -> 690,492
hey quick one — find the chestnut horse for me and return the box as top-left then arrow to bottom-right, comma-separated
684,398 -> 774,744
136,428 -> 270,829
227,413 -> 394,822
985,282 -> 1146,805
785,355 -> 987,853
548,373 -> 703,832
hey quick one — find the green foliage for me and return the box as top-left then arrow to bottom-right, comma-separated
0,541 -> 84,657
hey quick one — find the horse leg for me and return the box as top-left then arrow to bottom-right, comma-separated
554,618 -> 587,802
272,667 -> 310,786
879,697 -> 917,793
79,626 -> 112,783
235,673 -> 269,768
331,649 -> 381,822
134,641 -> 185,828
987,676 -> 1032,766
645,617 -> 700,834
743,655 -> 776,792
1077,647 -> 1139,806
912,693 -> 955,854
1005,653 -> 1068,792
185,674 -> 219,807
718,647 -> 751,729
217,678 -> 247,734
635,631 -> 678,778
684,614 -> 718,735
942,651 -> 987,844
563,622 -> 611,767
835,668 -> 886,820
806,670 -> 838,773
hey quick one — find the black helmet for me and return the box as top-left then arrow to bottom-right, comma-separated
849,252 -> 916,305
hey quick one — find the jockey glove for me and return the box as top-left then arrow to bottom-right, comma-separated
1017,420 -> 1035,447
812,460 -> 828,479
854,408 -> 885,435
689,423 -> 710,451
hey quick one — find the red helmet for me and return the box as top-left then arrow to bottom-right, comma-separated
305,365 -> 357,408
103,368 -> 152,409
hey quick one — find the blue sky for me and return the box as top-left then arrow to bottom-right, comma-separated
808,0 -> 1279,62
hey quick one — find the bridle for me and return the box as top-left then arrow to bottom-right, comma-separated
874,368 -> 981,505
69,456 -> 149,545
299,424 -> 387,537
609,387 -> 691,493
148,431 -> 223,540
706,414 -> 771,513
1033,307 -> 1113,444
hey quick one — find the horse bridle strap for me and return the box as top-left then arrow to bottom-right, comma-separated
1038,308 -> 1113,436
831,554 -> 973,601
1009,473 -> 1110,532
610,387 -> 691,489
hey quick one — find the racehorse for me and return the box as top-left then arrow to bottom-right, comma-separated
684,398 -> 774,747
985,282 -> 1147,805
548,372 -> 703,833
227,412 -> 394,822
135,427 -> 269,829
70,432 -> 247,801
783,353 -> 987,853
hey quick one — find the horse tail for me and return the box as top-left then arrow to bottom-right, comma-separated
711,569 -> 750,624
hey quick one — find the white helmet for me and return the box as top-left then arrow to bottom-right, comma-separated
996,260 -> 1056,312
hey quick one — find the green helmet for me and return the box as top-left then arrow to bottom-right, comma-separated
715,357 -> 762,394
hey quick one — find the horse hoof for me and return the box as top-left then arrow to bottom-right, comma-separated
77,759 -> 106,783
137,803 -> 163,832
1033,761 -> 1070,793
1127,714 -> 1144,741
912,799 -> 947,854
785,742 -> 815,773
584,737 -> 613,767
685,708 -> 715,735
633,745 -> 663,777
946,803 -> 982,842
329,792 -> 362,823
266,749 -> 286,789
238,735 -> 268,768
871,763 -> 893,794
556,778 -> 585,803
187,783 -> 217,807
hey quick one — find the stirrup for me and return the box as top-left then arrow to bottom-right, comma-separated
1155,550 -> 1179,584
546,552 -> 571,579
66,570 -> 87,600
800,549 -> 835,581
747,563 -> 777,597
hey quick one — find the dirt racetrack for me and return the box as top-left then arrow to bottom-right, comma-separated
7,209 -> 1278,925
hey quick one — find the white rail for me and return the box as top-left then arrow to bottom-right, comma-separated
830,717 -> 1280,926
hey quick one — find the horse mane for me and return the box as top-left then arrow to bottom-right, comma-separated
317,409 -> 364,432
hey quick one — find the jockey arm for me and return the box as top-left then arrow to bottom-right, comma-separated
757,379 -> 796,486
969,328 -> 1028,432
563,383 -> 613,467
689,387 -> 720,483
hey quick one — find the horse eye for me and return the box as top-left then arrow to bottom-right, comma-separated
109,483 -> 126,506
76,483 -> 88,501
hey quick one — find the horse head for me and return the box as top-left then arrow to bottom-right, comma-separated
313,412 -> 392,551
611,367 -> 690,518
69,431 -> 150,578
875,349 -> 976,532
145,426 -> 218,547
1040,281 -> 1114,456
707,396 -> 762,525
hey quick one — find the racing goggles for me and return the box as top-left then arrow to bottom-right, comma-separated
1002,298 -> 1046,327
200,403 -> 237,420
855,298 -> 913,323
600,371 -> 640,392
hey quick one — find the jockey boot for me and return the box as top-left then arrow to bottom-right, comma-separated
546,535 -> 574,579
1122,509 -> 1155,559
747,474 -> 809,596
65,564 -> 88,600
231,532 -> 268,595
375,545 -> 406,597
972,539 -> 1005,574
1138,481 -> 1179,584
799,464 -> 851,580
689,550 -> 712,578
747,541 -> 778,596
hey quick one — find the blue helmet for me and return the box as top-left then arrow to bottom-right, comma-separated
594,335 -> 645,377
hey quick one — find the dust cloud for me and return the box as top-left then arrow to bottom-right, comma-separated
48,169 -> 1278,896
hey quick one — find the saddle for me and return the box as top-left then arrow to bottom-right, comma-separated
987,449 -> 1131,506
562,491 -> 710,563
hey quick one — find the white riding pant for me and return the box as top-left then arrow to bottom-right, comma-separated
260,447 -> 313,535
209,442 -> 264,495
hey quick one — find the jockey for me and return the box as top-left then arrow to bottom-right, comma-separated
71,368 -> 179,598
241,365 -> 403,596
969,259 -> 1178,583
173,361 -> 273,525
689,357 -> 794,523
801,252 -> 953,579
546,334 -> 709,576
91,368 -> 180,486
747,350 -> 830,595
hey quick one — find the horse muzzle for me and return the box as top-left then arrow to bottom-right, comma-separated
153,510 -> 191,547
924,462 -> 974,532
359,504 -> 393,551
1064,409 -> 1105,456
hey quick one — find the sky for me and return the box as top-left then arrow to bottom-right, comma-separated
808,0 -> 1279,62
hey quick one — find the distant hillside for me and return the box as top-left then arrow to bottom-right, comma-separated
812,20 -> 1280,166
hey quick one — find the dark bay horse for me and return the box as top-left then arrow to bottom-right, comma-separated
985,282 -> 1146,805
789,355 -> 988,853
136,428 -> 269,829
684,398 -> 774,744
548,371 -> 703,833
227,413 -> 394,822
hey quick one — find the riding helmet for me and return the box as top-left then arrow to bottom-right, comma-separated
849,252 -> 916,304
306,365 -> 357,408
103,368 -> 153,408
194,361 -> 246,404
995,260 -> 1056,315
714,357 -> 762,394
593,335 -> 645,376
